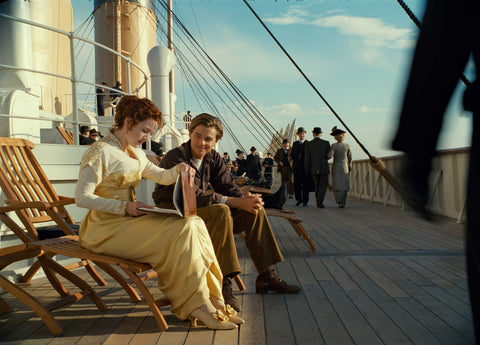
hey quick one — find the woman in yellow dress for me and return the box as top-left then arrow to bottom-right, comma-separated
75,95 -> 243,329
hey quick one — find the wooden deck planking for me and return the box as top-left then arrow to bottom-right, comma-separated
0,193 -> 475,344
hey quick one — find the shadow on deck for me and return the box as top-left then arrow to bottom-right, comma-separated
0,193 -> 473,345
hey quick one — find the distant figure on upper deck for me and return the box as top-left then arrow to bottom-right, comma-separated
96,82 -> 107,116
183,110 -> 192,130
110,81 -> 123,103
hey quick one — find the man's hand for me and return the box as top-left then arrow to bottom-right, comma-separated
226,192 -> 264,214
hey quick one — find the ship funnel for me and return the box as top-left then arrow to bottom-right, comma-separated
0,0 -> 36,90
147,46 -> 175,144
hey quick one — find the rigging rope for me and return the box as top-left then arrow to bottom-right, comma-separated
243,0 -> 375,161
152,0 -> 284,151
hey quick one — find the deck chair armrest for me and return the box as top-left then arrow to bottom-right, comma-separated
49,197 -> 76,207
1,199 -> 51,212
0,244 -> 42,267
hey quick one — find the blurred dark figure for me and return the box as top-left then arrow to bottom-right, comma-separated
391,0 -> 480,341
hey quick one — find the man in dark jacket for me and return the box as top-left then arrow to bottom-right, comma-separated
304,127 -> 331,208
246,146 -> 262,181
274,139 -> 294,198
79,126 -> 95,145
153,113 -> 301,311
290,127 -> 311,206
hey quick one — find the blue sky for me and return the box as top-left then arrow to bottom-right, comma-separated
72,0 -> 472,159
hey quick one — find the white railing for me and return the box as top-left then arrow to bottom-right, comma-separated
348,148 -> 469,222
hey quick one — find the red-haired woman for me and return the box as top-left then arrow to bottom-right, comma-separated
75,95 -> 243,329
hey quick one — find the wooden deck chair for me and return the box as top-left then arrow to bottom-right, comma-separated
0,243 -> 106,335
0,137 -> 106,285
25,170 -> 200,332
27,236 -> 170,332
56,126 -> 74,145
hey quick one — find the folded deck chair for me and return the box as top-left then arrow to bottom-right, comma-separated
56,126 -> 74,145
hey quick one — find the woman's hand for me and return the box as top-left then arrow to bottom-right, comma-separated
125,201 -> 153,217
176,163 -> 195,182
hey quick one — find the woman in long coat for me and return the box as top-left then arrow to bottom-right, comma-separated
329,127 -> 352,208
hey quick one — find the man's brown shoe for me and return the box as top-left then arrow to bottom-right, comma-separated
255,267 -> 301,294
222,277 -> 241,312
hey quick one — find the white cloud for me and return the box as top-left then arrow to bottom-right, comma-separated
263,8 -> 309,25
314,15 -> 414,49
356,106 -> 389,113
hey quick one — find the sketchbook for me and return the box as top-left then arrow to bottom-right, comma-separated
138,171 -> 197,217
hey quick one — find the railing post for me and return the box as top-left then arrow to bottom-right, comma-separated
427,170 -> 443,211
70,31 -> 79,145
358,170 -> 369,200
384,183 -> 393,206
126,60 -> 131,94
144,75 -> 149,98
370,173 -> 382,203
457,194 -> 466,224
350,169 -> 359,199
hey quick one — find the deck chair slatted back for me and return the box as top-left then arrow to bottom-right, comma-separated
0,138 -> 74,241
56,126 -> 74,145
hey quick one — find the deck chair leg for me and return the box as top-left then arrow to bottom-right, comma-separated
122,269 -> 168,332
84,260 -> 108,286
234,275 -> 246,292
38,255 -> 107,311
0,294 -> 14,313
19,258 -> 43,283
94,261 -> 142,303
0,275 -> 63,335
287,219 -> 316,252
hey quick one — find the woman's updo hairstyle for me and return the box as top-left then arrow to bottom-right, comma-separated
113,95 -> 163,130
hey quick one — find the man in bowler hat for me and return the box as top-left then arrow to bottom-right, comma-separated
290,127 -> 311,206
304,127 -> 332,208
274,138 -> 294,198
246,146 -> 262,181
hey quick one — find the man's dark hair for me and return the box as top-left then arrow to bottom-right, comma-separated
189,113 -> 223,140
